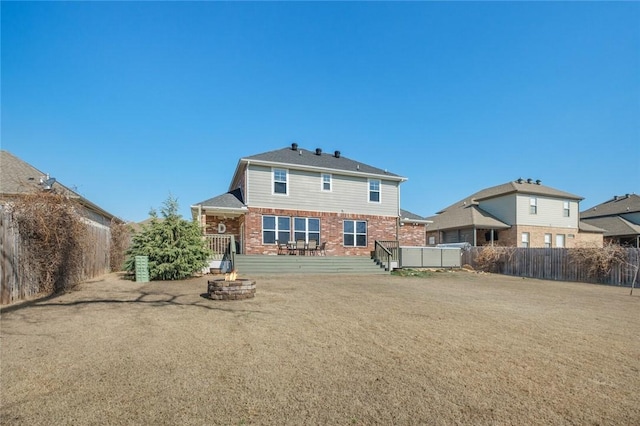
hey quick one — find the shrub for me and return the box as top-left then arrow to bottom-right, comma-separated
474,245 -> 515,273
124,196 -> 211,280
10,192 -> 88,293
570,242 -> 628,282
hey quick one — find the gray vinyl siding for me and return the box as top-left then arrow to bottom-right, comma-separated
516,195 -> 579,227
246,165 -> 399,216
479,195 -> 516,224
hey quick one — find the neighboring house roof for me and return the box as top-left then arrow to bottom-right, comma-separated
436,179 -> 582,214
580,194 -> 640,238
0,150 -> 123,223
400,209 -> 432,224
580,194 -> 640,219
425,203 -> 511,231
426,179 -> 583,231
232,143 -> 406,189
578,221 -> 607,233
581,216 -> 640,237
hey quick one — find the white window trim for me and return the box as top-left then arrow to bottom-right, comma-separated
521,232 -> 530,248
563,201 -> 570,217
294,217 -> 321,243
529,197 -> 537,215
272,168 -> 288,196
321,173 -> 332,192
368,179 -> 381,203
344,220 -> 368,247
262,215 -> 291,245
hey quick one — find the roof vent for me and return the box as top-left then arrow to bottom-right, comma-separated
39,174 -> 56,191
291,142 -> 298,151
535,179 -> 541,185
527,178 -> 533,184
516,178 -> 523,184
315,148 -> 322,155
334,150 -> 341,158
614,195 -> 619,200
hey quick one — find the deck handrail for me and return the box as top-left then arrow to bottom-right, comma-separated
374,240 -> 397,271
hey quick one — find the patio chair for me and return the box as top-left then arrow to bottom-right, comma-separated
276,240 -> 287,255
317,241 -> 326,256
286,241 -> 297,255
307,239 -> 318,255
296,239 -> 306,255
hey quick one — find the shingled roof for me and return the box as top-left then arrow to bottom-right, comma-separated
425,203 -> 511,230
239,144 -> 405,181
0,150 -> 72,196
580,216 -> 640,237
0,150 -> 122,223
426,179 -> 584,231
194,188 -> 246,210
580,194 -> 640,219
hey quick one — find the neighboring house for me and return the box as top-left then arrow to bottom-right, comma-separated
580,194 -> 640,247
0,150 -> 123,228
424,178 -> 603,248
191,143 -> 422,256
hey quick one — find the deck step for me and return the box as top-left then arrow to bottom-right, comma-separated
233,255 -> 389,275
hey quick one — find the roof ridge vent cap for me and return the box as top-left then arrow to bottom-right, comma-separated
516,178 -> 523,184
291,142 -> 298,151
527,178 -> 533,184
535,179 -> 541,185
315,148 -> 322,155
334,150 -> 341,158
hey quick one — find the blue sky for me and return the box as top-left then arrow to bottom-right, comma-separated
2,1 -> 639,223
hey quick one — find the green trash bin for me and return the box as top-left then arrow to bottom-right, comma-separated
135,256 -> 150,283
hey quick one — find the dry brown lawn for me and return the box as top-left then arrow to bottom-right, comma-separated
1,270 -> 639,425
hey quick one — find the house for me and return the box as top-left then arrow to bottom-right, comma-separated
424,178 -> 603,248
0,150 -> 122,227
580,194 -> 640,247
191,143 -> 426,256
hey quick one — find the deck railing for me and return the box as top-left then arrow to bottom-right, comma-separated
374,240 -> 399,271
204,234 -> 236,269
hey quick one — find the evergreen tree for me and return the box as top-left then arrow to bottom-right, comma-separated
124,196 -> 211,280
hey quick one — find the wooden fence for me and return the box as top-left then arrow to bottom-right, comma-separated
0,208 -> 112,305
461,247 -> 640,287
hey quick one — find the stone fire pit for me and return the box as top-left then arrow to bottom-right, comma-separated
207,271 -> 256,300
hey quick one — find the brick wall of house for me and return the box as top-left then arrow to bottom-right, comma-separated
242,207 -> 399,256
501,225 -> 603,248
576,232 -> 604,248
426,226 -> 603,248
399,223 -> 426,246
425,230 -> 440,246
202,215 -> 244,251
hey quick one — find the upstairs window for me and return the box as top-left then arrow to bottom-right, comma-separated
344,220 -> 367,247
273,168 -> 288,195
322,174 -> 332,191
529,197 -> 537,214
563,201 -> 570,217
369,179 -> 380,203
